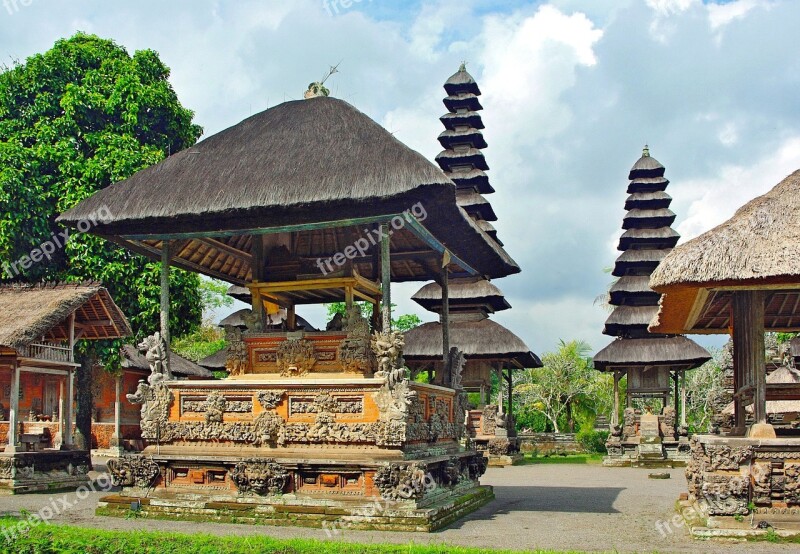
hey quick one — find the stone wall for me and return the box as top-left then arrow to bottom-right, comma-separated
518,433 -> 582,454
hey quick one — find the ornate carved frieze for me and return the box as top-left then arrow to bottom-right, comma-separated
276,338 -> 316,377
107,456 -> 160,488
701,474 -> 749,515
229,458 -> 289,495
182,396 -> 254,415
225,326 -> 248,376
204,392 -> 226,423
289,393 -> 363,416
481,405 -> 498,436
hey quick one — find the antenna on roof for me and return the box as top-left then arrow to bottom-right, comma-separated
304,62 -> 341,99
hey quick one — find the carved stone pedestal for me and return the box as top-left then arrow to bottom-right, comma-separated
682,435 -> 800,535
0,450 -> 91,494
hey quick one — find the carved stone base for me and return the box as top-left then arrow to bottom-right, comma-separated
99,451 -> 491,531
0,451 -> 91,494
603,438 -> 690,468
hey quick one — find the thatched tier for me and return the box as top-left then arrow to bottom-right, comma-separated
411,278 -> 511,313
477,220 -> 502,245
721,365 -> 800,416
445,169 -> 494,194
440,111 -> 484,130
443,93 -> 482,112
59,97 -> 519,283
618,228 -> 679,251
609,276 -> 661,305
628,153 -> 666,180
622,208 -> 676,230
197,348 -> 226,371
593,336 -> 710,372
650,169 -> 800,334
438,128 -> 488,150
792,337 -> 800,361
613,249 -> 668,277
435,148 -> 489,172
624,191 -> 672,211
603,305 -> 660,336
403,318 -> 541,369
444,67 -> 481,96
627,177 -> 670,194
457,190 -> 497,222
0,283 -> 131,349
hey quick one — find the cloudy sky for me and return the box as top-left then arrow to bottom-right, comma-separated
2,0 -> 798,356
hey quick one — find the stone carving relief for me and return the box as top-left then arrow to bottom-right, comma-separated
447,347 -> 465,390
229,458 -> 289,495
706,444 -> 753,471
276,338 -> 316,377
622,408 -> 636,440
466,453 -> 489,480
126,333 -> 174,440
488,438 -> 513,456
107,456 -> 160,488
289,393 -> 363,415
481,405 -> 498,436
338,307 -> 374,375
241,310 -> 263,332
372,330 -> 406,387
661,407 -> 676,440
205,392 -> 226,424
374,462 -> 429,500
225,326 -> 248,376
752,461 -> 772,505
701,474 -> 749,515
785,464 -> 800,504
257,391 -> 283,409
441,457 -> 463,486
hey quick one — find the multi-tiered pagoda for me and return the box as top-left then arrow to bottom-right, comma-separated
405,65 -> 541,465
594,147 -> 710,467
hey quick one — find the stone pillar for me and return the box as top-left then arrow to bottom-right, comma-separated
110,374 -> 123,454
5,360 -> 20,452
57,378 -> 65,448
496,367 -> 504,415
441,262 -> 450,371
680,372 -> 687,427
479,383 -> 486,406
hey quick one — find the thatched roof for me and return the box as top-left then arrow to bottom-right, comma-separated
435,148 -> 489,171
609,276 -> 661,304
603,305 -> 660,334
722,365 -> 800,415
443,93 -> 482,112
622,208 -> 676,229
619,227 -> 679,250
444,168 -> 494,194
58,96 -> 519,283
403,318 -> 541,368
438,128 -> 487,150
444,67 -> 481,96
628,151 -> 665,179
791,337 -> 800,360
121,344 -> 212,378
440,111 -> 484,130
625,191 -> 672,210
613,249 -> 668,277
0,283 -> 131,350
218,307 -> 316,331
456,190 -> 497,221
593,336 -> 710,372
650,169 -> 800,334
411,278 -> 511,313
198,348 -> 227,370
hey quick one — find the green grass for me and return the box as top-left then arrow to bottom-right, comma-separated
0,517 -> 588,554
519,453 -> 603,465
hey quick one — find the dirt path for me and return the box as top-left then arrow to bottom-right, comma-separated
0,461 -> 795,553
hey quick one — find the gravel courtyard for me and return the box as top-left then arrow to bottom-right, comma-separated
0,460 -> 796,553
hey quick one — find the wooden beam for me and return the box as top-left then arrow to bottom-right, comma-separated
198,237 -> 253,262
381,223 -> 391,332
441,258 -> 450,383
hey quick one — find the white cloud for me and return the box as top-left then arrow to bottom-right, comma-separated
676,136 -> 800,241
707,0 -> 769,29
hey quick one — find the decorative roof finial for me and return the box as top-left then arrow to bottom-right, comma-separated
642,144 -> 650,157
459,61 -> 467,72
304,62 -> 341,99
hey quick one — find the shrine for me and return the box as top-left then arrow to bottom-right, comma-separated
650,169 -> 800,531
57,86 -> 523,530
0,283 -> 130,493
593,148 -> 711,467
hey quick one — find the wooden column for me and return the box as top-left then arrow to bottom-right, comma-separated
380,224 -> 391,331
65,367 -> 74,448
5,359 -> 20,452
287,305 -> 297,331
505,368 -> 513,416
672,372 -> 679,410
733,291 -> 769,432
251,235 -> 266,330
496,366 -> 504,415
441,262 -> 450,367
479,383 -> 486,406
680,372 -> 687,427
160,240 -> 171,350
612,371 -> 621,428
58,378 -> 65,448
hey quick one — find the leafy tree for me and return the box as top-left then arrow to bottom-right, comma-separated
0,33 -> 203,447
684,347 -> 728,433
171,323 -> 226,363
198,278 -> 235,312
325,301 -> 422,332
513,340 -> 598,433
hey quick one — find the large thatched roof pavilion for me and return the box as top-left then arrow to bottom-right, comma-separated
56,89 -> 509,530
650,169 -> 800,438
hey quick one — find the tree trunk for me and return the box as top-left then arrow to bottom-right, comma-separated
74,352 -> 95,451
566,400 -> 574,433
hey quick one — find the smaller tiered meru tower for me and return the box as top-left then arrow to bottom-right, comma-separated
593,147 -> 710,467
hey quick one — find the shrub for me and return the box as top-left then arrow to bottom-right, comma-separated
576,427 -> 609,454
